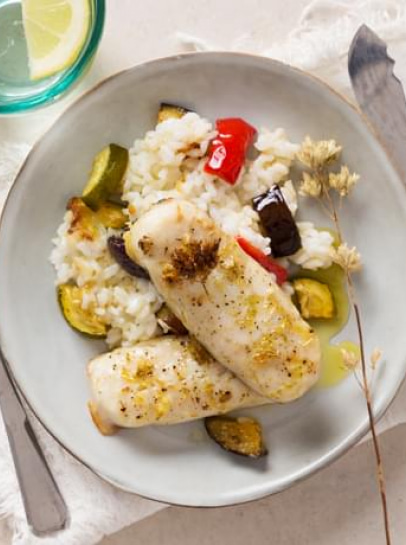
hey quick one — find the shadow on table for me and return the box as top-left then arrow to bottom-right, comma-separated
102,424 -> 406,545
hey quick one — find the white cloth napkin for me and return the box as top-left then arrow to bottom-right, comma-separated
1,1 -> 406,543
0,154 -> 165,543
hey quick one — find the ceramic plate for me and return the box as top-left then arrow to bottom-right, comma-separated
1,53 -> 406,506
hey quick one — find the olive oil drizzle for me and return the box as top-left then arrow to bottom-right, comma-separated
295,264 -> 359,387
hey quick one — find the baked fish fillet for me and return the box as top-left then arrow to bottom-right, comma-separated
126,199 -> 321,401
88,336 -> 267,434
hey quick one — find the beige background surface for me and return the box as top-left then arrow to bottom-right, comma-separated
1,0 -> 406,543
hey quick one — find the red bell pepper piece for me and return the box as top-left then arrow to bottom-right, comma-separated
204,118 -> 257,185
236,236 -> 288,285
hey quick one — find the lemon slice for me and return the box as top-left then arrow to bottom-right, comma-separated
22,0 -> 90,80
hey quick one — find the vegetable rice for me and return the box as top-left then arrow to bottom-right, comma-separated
50,113 -> 334,348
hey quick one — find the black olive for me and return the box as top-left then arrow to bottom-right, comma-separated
107,235 -> 150,279
252,185 -> 301,258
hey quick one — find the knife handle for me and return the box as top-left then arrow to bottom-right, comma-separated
5,415 -> 69,535
0,350 -> 68,536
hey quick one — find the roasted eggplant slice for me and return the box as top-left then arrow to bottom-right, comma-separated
157,103 -> 190,124
293,278 -> 335,319
82,144 -> 129,210
205,416 -> 267,458
58,284 -> 107,337
156,304 -> 188,335
253,185 -> 301,257
107,235 -> 150,279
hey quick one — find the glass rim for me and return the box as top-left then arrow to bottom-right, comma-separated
0,0 -> 106,115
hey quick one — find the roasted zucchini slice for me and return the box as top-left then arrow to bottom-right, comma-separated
157,103 -> 190,124
67,197 -> 99,240
156,304 -> 187,335
68,197 -> 127,234
293,278 -> 335,319
58,284 -> 107,337
82,144 -> 129,210
95,202 -> 127,229
205,416 -> 267,458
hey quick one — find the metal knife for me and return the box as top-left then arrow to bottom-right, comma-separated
0,349 -> 68,535
348,24 -> 406,183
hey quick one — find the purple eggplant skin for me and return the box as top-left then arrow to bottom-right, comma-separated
252,185 -> 302,258
107,235 -> 150,279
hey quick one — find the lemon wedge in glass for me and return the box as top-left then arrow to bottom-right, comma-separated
22,0 -> 91,80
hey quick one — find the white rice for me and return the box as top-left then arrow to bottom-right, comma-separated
122,114 -> 300,256
50,212 -> 162,348
50,112 -> 335,349
290,223 -> 335,270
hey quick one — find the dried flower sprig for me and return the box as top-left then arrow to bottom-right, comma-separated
331,243 -> 362,273
297,137 -> 391,545
298,138 -> 360,201
299,172 -> 322,197
329,166 -> 360,197
370,348 -> 383,370
298,138 -> 361,259
340,348 -> 360,371
297,136 -> 342,170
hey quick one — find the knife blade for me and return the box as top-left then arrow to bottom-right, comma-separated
348,24 -> 406,182
0,349 -> 68,535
